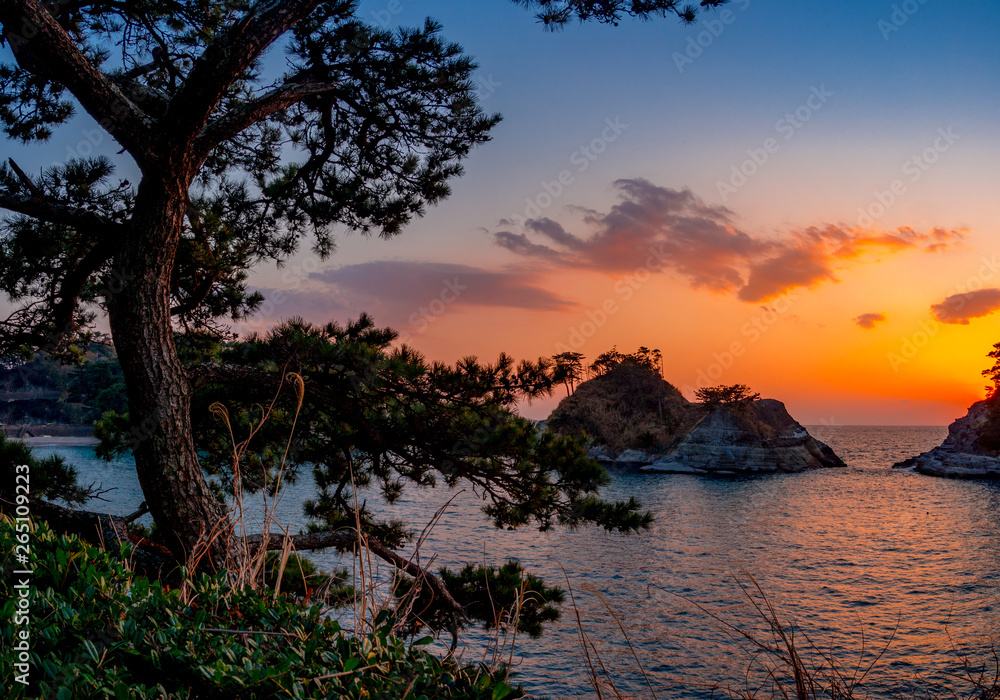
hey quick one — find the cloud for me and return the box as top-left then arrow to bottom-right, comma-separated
494,231 -> 561,259
854,312 -> 887,329
525,217 -> 586,249
494,179 -> 966,302
740,246 -> 835,302
265,260 -> 576,329
931,289 -> 1000,325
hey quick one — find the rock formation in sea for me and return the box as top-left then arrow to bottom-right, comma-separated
639,398 -> 845,474
894,401 -> 1000,478
547,360 -> 845,474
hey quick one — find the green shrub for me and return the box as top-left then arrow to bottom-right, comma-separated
0,433 -> 90,510
260,550 -> 354,604
396,560 -> 564,640
0,517 -> 521,699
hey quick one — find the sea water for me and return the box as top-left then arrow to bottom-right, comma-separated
36,426 -> 1000,698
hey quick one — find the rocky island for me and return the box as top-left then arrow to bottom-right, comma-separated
547,352 -> 844,474
894,400 -> 1000,478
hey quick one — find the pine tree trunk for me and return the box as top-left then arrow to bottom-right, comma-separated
106,178 -> 229,566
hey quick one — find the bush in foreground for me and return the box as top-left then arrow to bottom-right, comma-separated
0,517 -> 520,699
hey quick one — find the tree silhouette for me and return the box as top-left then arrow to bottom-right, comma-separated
694,383 -> 761,410
514,0 -> 729,27
553,351 -> 585,395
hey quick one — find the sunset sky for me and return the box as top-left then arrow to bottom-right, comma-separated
6,0 -> 1000,424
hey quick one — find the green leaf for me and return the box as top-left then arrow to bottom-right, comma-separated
82,638 -> 100,663
492,681 -> 516,700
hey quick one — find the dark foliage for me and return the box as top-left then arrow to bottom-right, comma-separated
549,354 -> 692,452
513,0 -> 730,27
0,433 -> 91,510
0,518 -> 522,699
397,560 -> 564,639
976,343 -> 1000,452
0,348 -> 126,423
694,384 -> 761,410
588,345 -> 663,378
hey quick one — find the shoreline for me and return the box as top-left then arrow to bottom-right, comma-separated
13,436 -> 99,446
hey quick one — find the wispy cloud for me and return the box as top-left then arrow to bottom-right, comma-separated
249,260 -> 576,330
494,178 -> 966,302
312,260 -> 573,310
931,289 -> 1000,325
854,312 -> 887,329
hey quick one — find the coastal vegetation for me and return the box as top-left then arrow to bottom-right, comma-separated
0,345 -> 125,424
0,0 -> 731,692
975,342 -> 1000,452
0,517 -> 520,699
547,349 -> 692,452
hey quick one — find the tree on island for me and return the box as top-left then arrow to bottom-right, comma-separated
0,0 -> 721,642
548,346 -> 688,452
975,343 -> 1000,452
589,345 -> 663,377
694,383 -> 761,410
552,351 -> 586,395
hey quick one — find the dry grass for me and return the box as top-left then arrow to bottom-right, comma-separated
176,372 -> 533,689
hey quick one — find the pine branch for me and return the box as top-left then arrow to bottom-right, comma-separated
0,192 -> 126,233
246,528 -> 466,615
164,0 -> 327,151
194,80 -> 338,156
0,0 -> 155,164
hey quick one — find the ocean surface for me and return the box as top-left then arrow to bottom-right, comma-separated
35,425 -> 1000,698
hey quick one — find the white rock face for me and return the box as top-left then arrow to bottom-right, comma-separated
639,399 -> 844,474
894,401 -> 1000,478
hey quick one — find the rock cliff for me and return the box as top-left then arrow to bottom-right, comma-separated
548,362 -> 844,474
640,399 -> 844,474
893,401 -> 1000,478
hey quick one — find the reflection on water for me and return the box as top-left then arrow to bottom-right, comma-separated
38,426 -> 1000,698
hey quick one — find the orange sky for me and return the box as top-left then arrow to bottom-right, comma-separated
237,1 -> 1000,427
